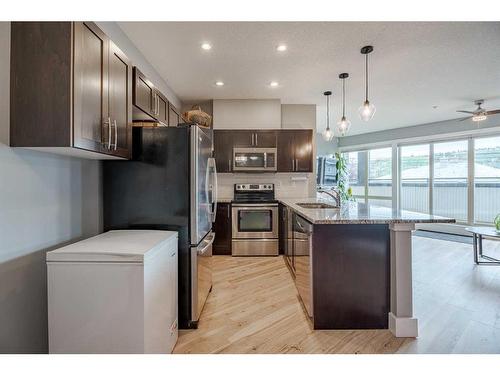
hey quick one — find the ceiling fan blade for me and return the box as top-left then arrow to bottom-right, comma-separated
456,110 -> 474,114
485,109 -> 500,116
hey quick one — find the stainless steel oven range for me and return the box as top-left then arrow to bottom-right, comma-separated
231,184 -> 279,256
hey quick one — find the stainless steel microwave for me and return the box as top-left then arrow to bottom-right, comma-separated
233,147 -> 277,172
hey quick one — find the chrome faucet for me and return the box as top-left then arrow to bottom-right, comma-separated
317,188 -> 341,208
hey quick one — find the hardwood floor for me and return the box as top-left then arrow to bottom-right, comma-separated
173,236 -> 500,354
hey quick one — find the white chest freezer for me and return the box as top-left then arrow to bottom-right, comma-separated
47,230 -> 178,354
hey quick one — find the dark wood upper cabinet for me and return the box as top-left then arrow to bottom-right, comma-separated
156,91 -> 169,125
213,130 -> 233,173
277,129 -> 313,173
213,129 -> 311,173
132,67 -> 155,119
10,22 -> 132,159
168,103 -> 180,127
277,130 -> 296,172
108,41 -> 132,158
213,203 -> 232,255
253,130 -> 276,147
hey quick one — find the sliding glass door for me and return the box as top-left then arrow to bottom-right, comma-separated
368,148 -> 392,207
400,144 -> 430,213
432,140 -> 469,222
474,136 -> 500,224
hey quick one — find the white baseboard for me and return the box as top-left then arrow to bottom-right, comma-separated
388,312 -> 418,338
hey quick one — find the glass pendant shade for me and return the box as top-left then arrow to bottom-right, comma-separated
358,100 -> 376,121
337,116 -> 351,137
322,127 -> 334,141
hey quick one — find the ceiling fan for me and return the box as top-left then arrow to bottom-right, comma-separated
457,99 -> 500,122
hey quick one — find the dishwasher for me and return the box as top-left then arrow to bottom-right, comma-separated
293,213 -> 313,318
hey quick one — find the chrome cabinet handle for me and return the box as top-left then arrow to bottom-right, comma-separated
106,116 -> 111,149
113,120 -> 118,150
292,159 -> 295,171
228,159 -> 231,172
255,133 -> 258,146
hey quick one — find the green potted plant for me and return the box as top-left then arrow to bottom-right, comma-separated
495,214 -> 500,233
335,152 -> 354,203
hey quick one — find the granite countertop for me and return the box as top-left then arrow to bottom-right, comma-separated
279,197 -> 456,225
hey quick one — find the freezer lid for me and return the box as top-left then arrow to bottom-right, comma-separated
46,230 -> 178,263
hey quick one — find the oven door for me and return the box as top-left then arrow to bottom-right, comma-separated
232,203 -> 279,239
233,148 -> 277,172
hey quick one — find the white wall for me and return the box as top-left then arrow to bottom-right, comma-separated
213,99 -> 281,129
0,22 -> 98,353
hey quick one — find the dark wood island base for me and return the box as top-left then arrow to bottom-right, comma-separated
311,224 -> 390,330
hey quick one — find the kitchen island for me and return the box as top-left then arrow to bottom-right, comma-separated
279,198 -> 455,338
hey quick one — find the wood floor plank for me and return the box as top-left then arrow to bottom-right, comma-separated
173,236 -> 500,354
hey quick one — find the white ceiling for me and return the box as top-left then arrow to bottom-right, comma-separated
118,22 -> 500,136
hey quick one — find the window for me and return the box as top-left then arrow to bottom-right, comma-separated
368,147 -> 392,205
345,151 -> 367,201
316,155 -> 337,188
400,144 -> 430,213
433,140 -> 468,222
474,136 -> 500,224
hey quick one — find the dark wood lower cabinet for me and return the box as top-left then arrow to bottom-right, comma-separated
311,223 -> 390,330
213,203 -> 232,255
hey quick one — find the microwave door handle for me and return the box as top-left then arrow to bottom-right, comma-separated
264,152 -> 267,168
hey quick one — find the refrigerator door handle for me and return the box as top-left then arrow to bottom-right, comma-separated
207,157 -> 218,223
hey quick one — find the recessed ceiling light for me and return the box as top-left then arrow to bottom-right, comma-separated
269,81 -> 279,87
276,44 -> 287,52
201,43 -> 212,50
215,81 -> 224,86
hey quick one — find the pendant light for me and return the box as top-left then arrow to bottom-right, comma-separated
337,73 -> 351,136
358,45 -> 376,121
322,91 -> 334,141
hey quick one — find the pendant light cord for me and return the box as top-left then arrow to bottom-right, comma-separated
326,94 -> 330,129
342,78 -> 346,118
365,54 -> 369,102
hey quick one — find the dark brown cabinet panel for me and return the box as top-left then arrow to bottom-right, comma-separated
73,22 -> 108,153
169,103 -> 180,127
133,67 -> 155,118
232,131 -> 254,147
294,130 -> 314,172
213,130 -> 233,173
213,203 -> 232,255
254,130 -> 276,147
10,22 -> 132,159
156,91 -> 169,125
10,22 -> 72,147
108,41 -> 132,158
277,129 -> 313,173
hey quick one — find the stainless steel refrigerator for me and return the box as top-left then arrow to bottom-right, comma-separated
103,124 -> 217,328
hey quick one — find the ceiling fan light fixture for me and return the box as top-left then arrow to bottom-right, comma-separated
472,114 -> 487,122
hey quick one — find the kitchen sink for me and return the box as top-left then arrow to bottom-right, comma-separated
296,202 -> 339,209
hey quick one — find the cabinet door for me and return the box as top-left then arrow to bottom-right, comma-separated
294,130 -> 314,172
73,22 -> 109,153
232,131 -> 254,147
213,203 -> 232,255
169,104 -> 180,127
277,130 -> 295,172
156,91 -> 169,125
254,130 -> 277,147
108,41 -> 132,158
133,67 -> 155,117
213,130 -> 233,173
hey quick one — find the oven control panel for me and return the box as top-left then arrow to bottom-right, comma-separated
235,184 -> 274,191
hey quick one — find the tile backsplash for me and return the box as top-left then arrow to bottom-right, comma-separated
217,173 -> 315,199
